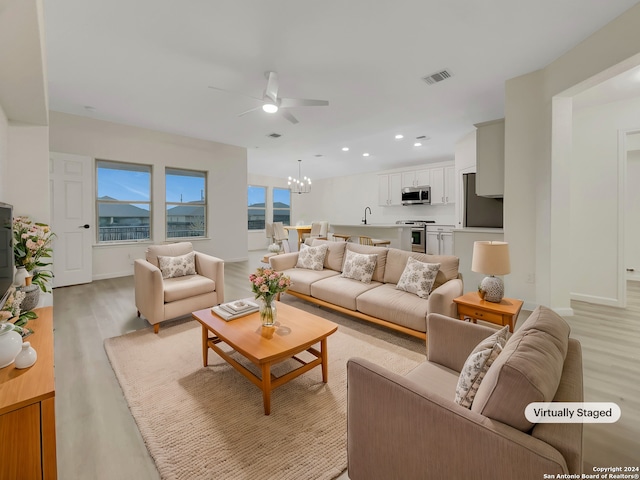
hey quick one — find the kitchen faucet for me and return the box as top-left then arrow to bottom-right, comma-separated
363,206 -> 372,225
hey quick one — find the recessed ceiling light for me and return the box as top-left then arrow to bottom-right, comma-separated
362,153 -> 370,157
395,134 -> 404,140
342,147 -> 349,151
414,142 -> 422,147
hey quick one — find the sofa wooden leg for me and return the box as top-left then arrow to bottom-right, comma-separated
137,310 -> 141,317
154,324 -> 159,334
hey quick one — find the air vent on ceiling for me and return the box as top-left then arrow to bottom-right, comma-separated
314,154 -> 323,157
422,69 -> 452,85
267,133 -> 282,138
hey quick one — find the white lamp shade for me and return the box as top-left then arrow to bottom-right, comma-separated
471,241 -> 511,276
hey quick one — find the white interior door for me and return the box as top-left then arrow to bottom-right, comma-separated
50,152 -> 93,287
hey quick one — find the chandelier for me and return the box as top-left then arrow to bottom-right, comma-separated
288,159 -> 311,194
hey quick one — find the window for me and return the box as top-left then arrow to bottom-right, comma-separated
96,160 -> 151,243
248,186 -> 266,230
166,168 -> 207,238
273,188 -> 291,225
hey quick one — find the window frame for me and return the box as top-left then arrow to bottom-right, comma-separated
96,159 -> 152,244
248,185 -> 267,231
272,187 -> 291,226
165,167 -> 208,240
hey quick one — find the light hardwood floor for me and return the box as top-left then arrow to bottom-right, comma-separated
51,253 -> 639,478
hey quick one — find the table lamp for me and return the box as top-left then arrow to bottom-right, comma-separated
472,241 -> 511,303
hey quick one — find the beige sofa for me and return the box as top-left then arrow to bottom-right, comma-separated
347,307 -> 583,479
269,240 -> 462,339
134,242 -> 224,333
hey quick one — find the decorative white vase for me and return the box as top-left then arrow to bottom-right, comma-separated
15,341 -> 37,369
13,266 -> 31,287
0,323 -> 23,368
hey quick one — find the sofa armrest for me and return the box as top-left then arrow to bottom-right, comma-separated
347,358 -> 570,480
269,252 -> 299,271
134,259 -> 165,324
195,252 -> 224,304
427,278 -> 463,318
427,313 -> 499,372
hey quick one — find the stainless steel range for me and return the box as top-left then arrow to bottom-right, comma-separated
395,220 -> 435,253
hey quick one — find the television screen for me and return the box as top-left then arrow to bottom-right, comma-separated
0,202 -> 14,310
463,173 -> 504,228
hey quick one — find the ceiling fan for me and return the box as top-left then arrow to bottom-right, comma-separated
209,71 -> 329,124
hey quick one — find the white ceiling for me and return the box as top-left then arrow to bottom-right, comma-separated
43,0 -> 640,180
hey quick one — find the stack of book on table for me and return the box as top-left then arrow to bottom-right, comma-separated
212,299 -> 259,321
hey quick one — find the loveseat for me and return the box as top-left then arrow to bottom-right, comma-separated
269,240 -> 463,339
347,307 -> 583,479
134,242 -> 224,333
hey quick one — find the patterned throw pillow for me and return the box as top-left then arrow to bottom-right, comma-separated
396,257 -> 441,299
295,244 -> 329,271
157,251 -> 197,279
340,250 -> 377,283
454,326 -> 509,408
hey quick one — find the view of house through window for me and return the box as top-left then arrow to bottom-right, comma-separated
273,188 -> 291,225
96,160 -> 151,242
248,186 -> 266,230
166,168 -> 207,238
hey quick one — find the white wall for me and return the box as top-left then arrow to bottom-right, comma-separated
49,112 -> 248,279
504,3 -> 640,313
570,97 -> 640,303
0,105 -> 7,200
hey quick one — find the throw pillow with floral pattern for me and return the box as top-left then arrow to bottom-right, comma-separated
295,244 -> 329,271
396,257 -> 441,298
158,251 -> 197,279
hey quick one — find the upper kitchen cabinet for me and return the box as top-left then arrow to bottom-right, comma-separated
401,169 -> 431,188
378,173 -> 402,206
430,165 -> 455,205
474,118 -> 505,197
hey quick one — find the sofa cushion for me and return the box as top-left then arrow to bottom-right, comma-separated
310,276 -> 381,311
405,361 -> 460,399
296,243 -> 329,271
396,258 -> 440,299
282,268 -> 340,296
384,249 -> 459,289
158,251 -> 196,279
341,250 -> 378,284
311,239 -> 347,272
345,243 -> 388,282
455,326 -> 509,408
146,242 -> 193,268
356,284 -> 430,333
471,306 -> 571,432
163,274 -> 216,303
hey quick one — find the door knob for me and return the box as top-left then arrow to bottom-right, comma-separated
79,224 -> 90,229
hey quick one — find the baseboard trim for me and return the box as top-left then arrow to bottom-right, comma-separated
569,292 -> 622,308
93,271 -> 131,281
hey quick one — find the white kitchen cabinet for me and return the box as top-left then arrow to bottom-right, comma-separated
426,225 -> 454,255
378,173 -> 402,206
475,118 -> 505,197
429,165 -> 455,205
401,169 -> 431,188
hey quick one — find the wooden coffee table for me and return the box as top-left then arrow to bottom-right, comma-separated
192,302 -> 338,415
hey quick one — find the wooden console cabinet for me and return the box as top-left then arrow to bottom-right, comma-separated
0,307 -> 56,479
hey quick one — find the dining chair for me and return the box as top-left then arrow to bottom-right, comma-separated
359,236 -> 374,246
273,222 -> 291,253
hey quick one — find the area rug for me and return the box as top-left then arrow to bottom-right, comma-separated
104,317 -> 424,480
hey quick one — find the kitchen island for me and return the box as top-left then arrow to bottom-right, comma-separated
331,224 -> 413,250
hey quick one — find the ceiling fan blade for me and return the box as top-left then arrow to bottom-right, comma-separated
281,110 -> 299,124
279,98 -> 329,108
264,71 -> 279,103
208,85 -> 262,102
238,106 -> 261,117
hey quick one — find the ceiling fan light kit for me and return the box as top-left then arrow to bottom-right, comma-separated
210,71 -> 328,124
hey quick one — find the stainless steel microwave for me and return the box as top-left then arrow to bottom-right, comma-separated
401,186 -> 431,205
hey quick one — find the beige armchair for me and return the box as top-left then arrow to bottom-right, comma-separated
134,242 -> 224,333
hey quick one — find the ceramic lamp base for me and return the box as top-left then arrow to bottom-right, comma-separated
480,275 -> 504,303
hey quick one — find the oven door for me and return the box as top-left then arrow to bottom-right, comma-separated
411,227 -> 426,253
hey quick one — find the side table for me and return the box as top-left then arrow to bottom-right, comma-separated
453,292 -> 523,332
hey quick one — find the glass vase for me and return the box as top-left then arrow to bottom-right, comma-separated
259,297 -> 277,327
